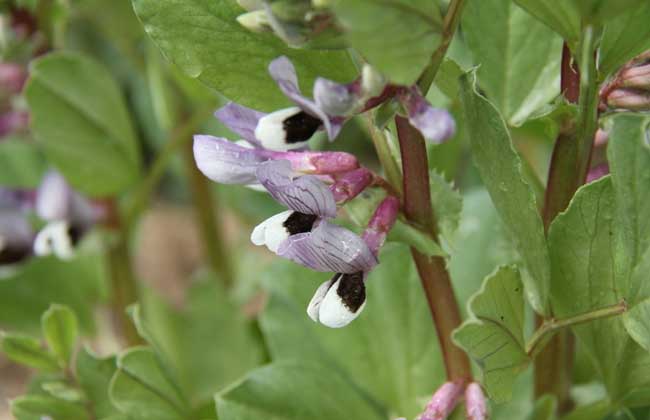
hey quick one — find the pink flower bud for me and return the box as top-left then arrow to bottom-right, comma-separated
586,162 -> 609,183
329,168 -> 373,203
465,383 -> 488,420
361,196 -> 399,255
607,88 -> 650,110
416,381 -> 464,420
594,129 -> 609,147
0,63 -> 27,96
619,64 -> 650,90
0,111 -> 29,137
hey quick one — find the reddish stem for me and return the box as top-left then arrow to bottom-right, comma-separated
396,116 -> 472,382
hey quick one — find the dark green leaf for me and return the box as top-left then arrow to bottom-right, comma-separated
1,334 -> 59,372
216,361 -> 386,420
462,0 -> 562,125
333,0 -> 442,85
460,71 -> 550,314
453,266 -> 529,402
41,304 -> 78,365
109,347 -> 189,420
132,0 -> 355,111
26,52 -> 140,197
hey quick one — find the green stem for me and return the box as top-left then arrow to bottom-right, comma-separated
396,116 -> 472,382
125,107 -> 214,230
364,113 -> 402,193
182,139 -> 233,287
417,0 -> 466,94
526,301 -> 627,357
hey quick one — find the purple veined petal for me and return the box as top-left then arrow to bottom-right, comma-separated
277,220 -> 378,273
268,56 -> 341,141
400,87 -> 455,144
214,102 -> 266,147
36,170 -> 73,221
313,77 -> 357,116
193,135 -> 271,185
256,160 -> 337,217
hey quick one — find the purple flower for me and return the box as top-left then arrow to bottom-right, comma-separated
287,196 -> 399,328
33,171 -> 99,260
398,86 -> 456,144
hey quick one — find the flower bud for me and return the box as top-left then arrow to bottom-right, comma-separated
619,64 -> 650,90
416,381 -> 464,420
329,168 -> 373,203
0,111 -> 29,137
361,196 -> 399,256
236,10 -> 271,33
0,63 -> 27,96
594,128 -> 609,147
465,383 -> 488,420
607,88 -> 650,111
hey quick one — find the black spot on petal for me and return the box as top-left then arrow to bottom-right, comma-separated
336,271 -> 365,313
283,111 -> 322,143
0,245 -> 30,265
283,212 -> 318,235
67,224 -> 84,246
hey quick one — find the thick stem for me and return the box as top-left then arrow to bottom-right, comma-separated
182,140 -> 233,287
396,116 -> 471,382
105,201 -> 142,347
535,32 -> 600,412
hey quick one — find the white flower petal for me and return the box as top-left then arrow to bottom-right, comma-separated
317,273 -> 366,328
33,221 -> 74,260
250,210 -> 293,252
306,279 -> 334,322
254,107 -> 314,151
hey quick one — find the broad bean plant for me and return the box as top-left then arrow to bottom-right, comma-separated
1,0 -> 650,419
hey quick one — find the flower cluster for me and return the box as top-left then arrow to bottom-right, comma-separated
601,50 -> 650,111
194,56 -> 454,327
0,171 -> 100,267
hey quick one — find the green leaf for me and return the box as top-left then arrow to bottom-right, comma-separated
526,395 -> 557,420
0,138 -> 47,188
429,170 -> 462,241
259,245 -> 445,419
453,266 -> 529,403
0,254 -> 106,334
109,347 -> 190,420
459,71 -> 550,314
563,400 -> 614,420
136,276 -> 264,403
599,2 -> 650,78
462,0 -> 562,125
41,304 -> 78,365
216,361 -> 386,420
42,381 -> 85,402
11,395 -> 88,420
548,177 -> 650,402
332,0 -> 442,85
132,0 -> 355,112
26,52 -> 140,197
511,0 -> 581,47
1,334 -> 59,372
76,347 -> 120,418
434,59 -> 464,100
607,114 -> 650,274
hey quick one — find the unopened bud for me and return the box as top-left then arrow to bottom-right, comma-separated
361,64 -> 386,99
594,129 -> 609,147
0,111 -> 29,137
619,64 -> 650,90
362,196 -> 399,255
607,88 -> 650,111
465,383 -> 488,420
416,381 -> 464,420
587,162 -> 609,183
330,168 -> 373,204
236,10 -> 271,33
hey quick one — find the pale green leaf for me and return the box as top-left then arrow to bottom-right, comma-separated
26,52 -> 140,197
11,395 -> 88,420
599,2 -> 650,77
462,0 -> 562,125
109,347 -> 189,420
1,334 -> 59,372
459,72 -> 550,314
76,347 -> 121,418
216,361 -> 386,420
259,245 -> 445,419
42,381 -> 85,402
526,395 -> 557,420
0,138 -> 46,188
429,170 -> 462,240
41,304 -> 78,365
452,265 -> 529,402
132,0 -> 355,111
333,0 -> 442,85
511,0 -> 581,47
